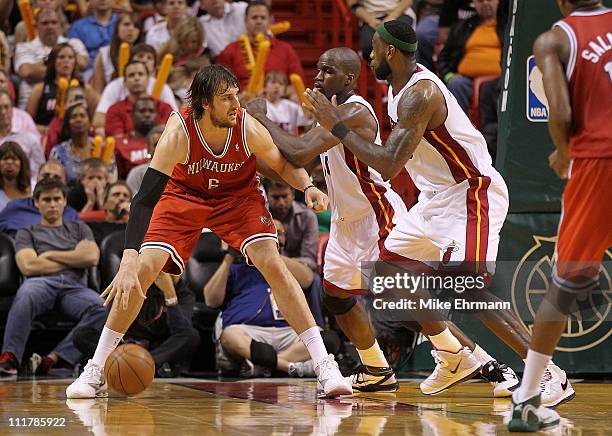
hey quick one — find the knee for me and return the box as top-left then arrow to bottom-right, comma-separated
322,288 -> 356,316
219,327 -> 241,353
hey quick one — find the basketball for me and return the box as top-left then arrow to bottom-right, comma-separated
104,344 -> 155,395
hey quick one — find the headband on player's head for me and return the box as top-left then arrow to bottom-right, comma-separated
375,22 -> 418,53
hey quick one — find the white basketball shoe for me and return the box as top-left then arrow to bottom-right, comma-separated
420,347 -> 482,395
315,354 -> 353,398
66,360 -> 107,399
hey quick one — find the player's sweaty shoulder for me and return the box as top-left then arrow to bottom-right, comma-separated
397,80 -> 442,126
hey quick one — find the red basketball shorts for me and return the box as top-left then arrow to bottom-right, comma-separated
553,158 -> 612,292
141,185 -> 277,275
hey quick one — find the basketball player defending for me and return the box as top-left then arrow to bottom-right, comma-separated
508,1 -> 611,431
248,47 -> 519,396
66,65 -> 352,399
303,21 -> 570,402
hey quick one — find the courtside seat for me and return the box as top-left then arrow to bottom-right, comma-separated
0,233 -> 21,328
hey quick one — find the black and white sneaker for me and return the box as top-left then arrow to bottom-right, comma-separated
350,365 -> 399,393
480,360 -> 520,398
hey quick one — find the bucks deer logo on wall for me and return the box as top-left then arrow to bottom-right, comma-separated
511,235 -> 612,352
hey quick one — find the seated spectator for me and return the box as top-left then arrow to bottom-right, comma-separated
26,43 -> 99,136
0,70 -> 40,141
264,72 -> 311,135
216,1 -> 304,91
415,0 -> 443,70
114,97 -> 159,179
205,222 -> 316,378
0,177 -> 106,376
67,0 -> 119,75
0,161 -> 80,237
199,0 -> 248,58
86,181 -> 131,245
15,7 -> 89,108
50,105 -> 118,186
0,142 -> 31,212
67,158 -> 109,212
44,85 -> 89,156
74,274 -> 199,377
93,43 -> 178,134
168,56 -> 211,106
104,61 -> 173,138
264,179 -> 318,271
160,17 -> 210,67
126,124 -> 165,194
437,0 -> 501,112
348,0 -> 416,62
143,0 -> 167,32
0,30 -> 9,72
145,0 -> 188,53
14,0 -> 69,44
0,90 -> 44,184
92,13 -> 144,94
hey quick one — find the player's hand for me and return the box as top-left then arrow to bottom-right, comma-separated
548,149 -> 570,180
305,186 -> 329,212
100,251 -> 146,310
245,97 -> 268,120
303,88 -> 342,132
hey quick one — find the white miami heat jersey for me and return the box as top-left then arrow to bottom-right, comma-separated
387,64 -> 502,195
321,94 -> 398,226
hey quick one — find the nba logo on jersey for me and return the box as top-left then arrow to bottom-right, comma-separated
526,55 -> 549,122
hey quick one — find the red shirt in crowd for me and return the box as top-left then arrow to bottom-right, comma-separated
104,97 -> 173,137
114,134 -> 149,179
216,36 -> 304,88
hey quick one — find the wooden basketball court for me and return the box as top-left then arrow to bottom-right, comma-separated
1,378 -> 610,434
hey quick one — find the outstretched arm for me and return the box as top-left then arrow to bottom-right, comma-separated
304,82 -> 443,180
246,113 -> 329,211
246,98 -> 378,167
533,27 -> 572,179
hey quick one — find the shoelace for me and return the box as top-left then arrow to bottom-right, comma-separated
317,358 -> 336,381
486,362 -> 511,383
350,365 -> 368,383
429,351 -> 448,378
540,368 -> 552,392
81,362 -> 103,383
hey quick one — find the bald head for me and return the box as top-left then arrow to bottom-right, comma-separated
321,48 -> 362,77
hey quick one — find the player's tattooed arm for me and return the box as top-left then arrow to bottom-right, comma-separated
246,98 -> 376,167
304,81 -> 442,180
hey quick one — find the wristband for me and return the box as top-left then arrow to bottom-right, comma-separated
443,72 -> 456,84
331,122 -> 350,140
303,184 -> 316,194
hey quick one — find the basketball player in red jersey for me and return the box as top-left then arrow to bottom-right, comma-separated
66,65 -> 352,399
508,1 -> 612,431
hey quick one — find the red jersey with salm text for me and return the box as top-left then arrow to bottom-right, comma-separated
168,107 -> 259,198
554,8 -> 612,158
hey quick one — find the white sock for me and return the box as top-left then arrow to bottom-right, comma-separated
299,326 -> 328,364
357,340 -> 389,367
428,328 -> 462,353
92,326 -> 124,368
514,349 -> 551,403
472,344 -> 495,366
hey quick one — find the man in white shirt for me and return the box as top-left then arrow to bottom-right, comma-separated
0,91 -> 44,186
199,0 -> 248,57
14,8 -> 89,109
145,0 -> 188,53
92,44 -> 178,134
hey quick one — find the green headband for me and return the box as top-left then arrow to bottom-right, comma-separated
375,23 -> 418,53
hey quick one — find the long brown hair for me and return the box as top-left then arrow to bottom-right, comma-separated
110,13 -> 144,75
44,42 -> 82,85
0,141 -> 31,193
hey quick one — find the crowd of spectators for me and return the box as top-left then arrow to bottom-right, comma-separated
0,0 -> 507,377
